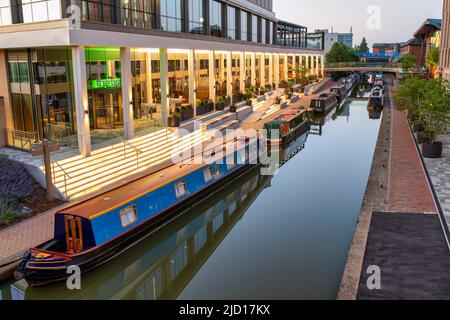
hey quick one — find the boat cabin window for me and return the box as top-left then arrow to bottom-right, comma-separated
215,165 -> 221,177
204,167 -> 214,182
120,205 -> 138,228
226,154 -> 236,170
175,181 -> 188,198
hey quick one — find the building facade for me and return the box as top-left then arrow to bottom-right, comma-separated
0,0 -> 324,156
413,18 -> 442,67
400,38 -> 422,66
440,0 -> 450,79
312,29 -> 353,56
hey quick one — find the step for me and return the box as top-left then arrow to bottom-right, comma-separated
56,131 -> 204,188
201,112 -> 238,131
206,120 -> 240,140
60,132 -> 206,197
54,131 -> 204,188
51,129 -> 172,169
237,106 -> 253,121
65,134 -> 207,199
52,132 -> 180,180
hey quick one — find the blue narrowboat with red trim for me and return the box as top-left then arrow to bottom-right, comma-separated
15,139 -> 259,286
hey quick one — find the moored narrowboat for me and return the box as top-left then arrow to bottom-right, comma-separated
263,107 -> 310,145
15,140 -> 259,287
310,92 -> 338,113
368,86 -> 384,109
330,85 -> 348,103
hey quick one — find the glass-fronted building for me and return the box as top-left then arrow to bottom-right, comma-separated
0,0 -> 324,156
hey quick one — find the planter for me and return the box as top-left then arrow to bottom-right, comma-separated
168,116 -> 181,127
413,124 -> 425,133
181,108 -> 194,121
196,102 -> 214,116
416,131 -> 430,144
246,99 -> 253,106
422,141 -> 443,159
215,102 -> 225,111
230,105 -> 237,113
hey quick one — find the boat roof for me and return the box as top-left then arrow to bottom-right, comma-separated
278,109 -> 306,122
59,142 -> 239,220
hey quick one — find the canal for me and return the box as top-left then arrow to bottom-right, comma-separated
0,100 -> 381,300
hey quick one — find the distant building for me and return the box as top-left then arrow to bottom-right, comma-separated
307,31 -> 325,51
338,33 -> 354,48
400,38 -> 422,66
440,0 -> 450,79
310,29 -> 353,56
413,18 -> 442,67
372,43 -> 401,54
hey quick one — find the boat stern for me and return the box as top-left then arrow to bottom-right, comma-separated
16,249 -> 72,286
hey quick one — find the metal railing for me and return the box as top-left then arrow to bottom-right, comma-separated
52,161 -> 72,199
47,124 -> 73,147
3,128 -> 38,152
325,62 -> 402,69
102,125 -> 142,168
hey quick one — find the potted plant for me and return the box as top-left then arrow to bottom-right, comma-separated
230,104 -> 237,113
418,79 -> 450,158
215,96 -> 225,111
168,107 -> 181,127
180,104 -> 194,121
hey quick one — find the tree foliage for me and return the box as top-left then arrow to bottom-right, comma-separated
398,54 -> 417,71
326,42 -> 358,63
426,47 -> 440,70
356,37 -> 369,52
395,77 -> 450,143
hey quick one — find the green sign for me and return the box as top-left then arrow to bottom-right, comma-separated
90,78 -> 121,90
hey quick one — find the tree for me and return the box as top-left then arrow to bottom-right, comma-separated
426,47 -> 440,77
326,42 -> 358,63
294,65 -> 310,85
398,54 -> 417,71
426,47 -> 440,69
395,77 -> 450,143
357,37 -> 369,52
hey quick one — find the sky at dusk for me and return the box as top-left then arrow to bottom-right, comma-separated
273,0 -> 443,48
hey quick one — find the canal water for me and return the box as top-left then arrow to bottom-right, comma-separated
0,100 -> 381,300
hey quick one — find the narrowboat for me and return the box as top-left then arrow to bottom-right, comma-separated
330,85 -> 347,103
15,140 -> 259,287
310,92 -> 338,113
263,107 -> 310,145
368,87 -> 384,109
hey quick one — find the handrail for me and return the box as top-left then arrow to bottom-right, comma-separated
102,125 -> 141,168
52,161 -> 72,199
3,128 -> 38,152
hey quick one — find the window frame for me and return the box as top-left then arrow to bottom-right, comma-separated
174,180 -> 188,198
120,204 -> 138,228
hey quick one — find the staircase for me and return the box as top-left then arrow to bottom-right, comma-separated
49,128 -> 206,199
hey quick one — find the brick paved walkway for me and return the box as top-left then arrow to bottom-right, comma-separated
385,93 -> 437,214
0,205 -> 66,266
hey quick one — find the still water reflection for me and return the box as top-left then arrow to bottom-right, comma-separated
0,101 -> 381,300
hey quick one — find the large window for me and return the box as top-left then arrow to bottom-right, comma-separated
227,6 -> 236,40
8,48 -> 76,144
261,18 -> 266,44
209,0 -> 222,37
240,10 -> 248,41
21,0 -> 61,23
251,15 -> 258,43
189,0 -> 205,34
81,0 -> 116,24
0,0 -> 12,26
122,0 -> 154,28
160,0 -> 183,32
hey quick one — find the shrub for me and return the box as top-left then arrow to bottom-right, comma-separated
0,156 -> 35,225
